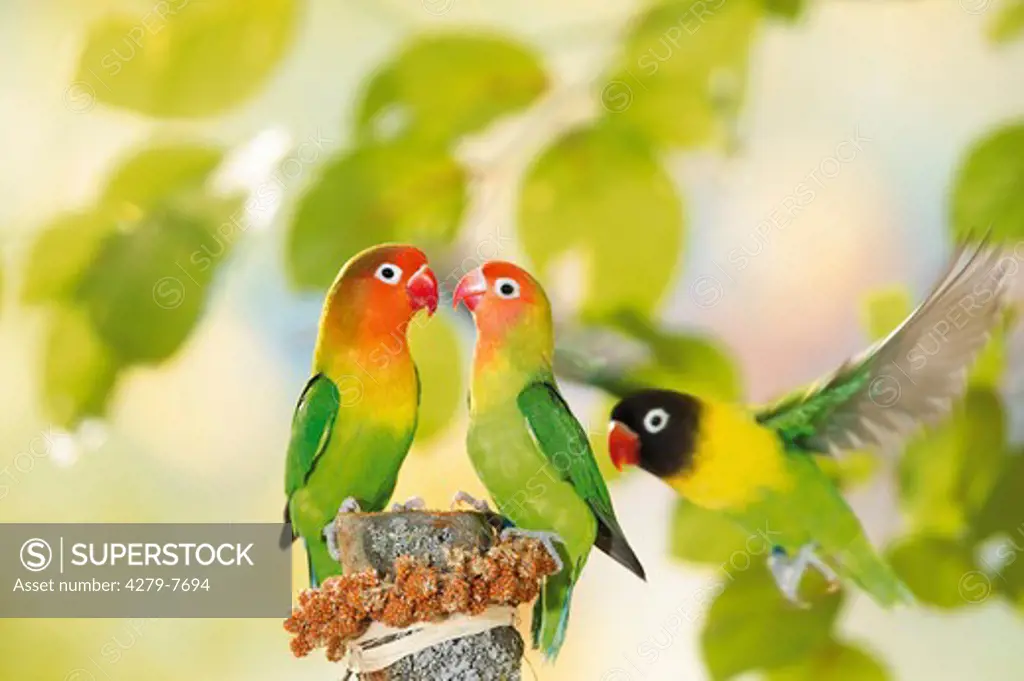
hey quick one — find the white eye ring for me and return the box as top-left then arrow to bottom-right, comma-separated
375,263 -> 403,285
494,277 -> 521,299
644,408 -> 670,434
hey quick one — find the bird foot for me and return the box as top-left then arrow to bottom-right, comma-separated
768,544 -> 840,607
322,520 -> 341,561
500,528 -> 566,573
391,496 -> 426,512
339,497 -> 362,514
450,490 -> 491,513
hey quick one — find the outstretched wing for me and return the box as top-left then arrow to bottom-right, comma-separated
518,381 -> 646,581
757,238 -> 1009,454
281,374 -> 340,547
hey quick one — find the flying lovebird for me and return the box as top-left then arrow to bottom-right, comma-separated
281,244 -> 439,587
608,239 -> 1010,607
453,261 -> 646,661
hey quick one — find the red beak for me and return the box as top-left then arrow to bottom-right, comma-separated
407,265 -> 439,316
608,421 -> 641,472
453,267 -> 487,312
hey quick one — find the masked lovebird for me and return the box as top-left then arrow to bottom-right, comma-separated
608,239 -> 1010,606
453,261 -> 645,661
281,245 -> 439,587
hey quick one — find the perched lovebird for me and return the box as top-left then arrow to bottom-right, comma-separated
608,240 -> 1009,607
453,261 -> 645,661
281,245 -> 439,587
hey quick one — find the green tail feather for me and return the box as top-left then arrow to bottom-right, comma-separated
838,536 -> 914,607
532,568 -> 576,662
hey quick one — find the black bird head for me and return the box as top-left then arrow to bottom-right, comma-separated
608,389 -> 702,479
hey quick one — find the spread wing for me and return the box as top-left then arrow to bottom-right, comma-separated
757,238 -> 1010,455
281,374 -> 340,547
518,381 -> 646,581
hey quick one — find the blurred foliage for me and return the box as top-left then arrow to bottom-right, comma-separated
989,1 -> 1024,44
356,34 -> 547,146
767,640 -> 888,681
74,0 -> 299,118
703,567 -> 844,680
602,0 -> 760,149
287,140 -> 468,289
951,122 -> 1024,242
518,123 -> 683,318
763,0 -> 806,21
22,143 -> 242,425
407,314 -> 465,442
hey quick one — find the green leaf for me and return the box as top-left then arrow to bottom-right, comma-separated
518,124 -> 684,318
763,0 -> 806,21
356,34 -> 547,145
602,0 -> 761,148
972,451 -> 1024,539
670,499 -> 753,565
887,535 -> 977,609
608,311 -> 742,401
899,389 -> 1006,538
101,145 -> 224,207
21,211 -> 118,305
996,548 -> 1024,609
950,123 -> 1024,241
42,307 -> 120,427
407,314 -> 464,443
988,1 -> 1024,44
287,140 -> 467,290
767,640 -> 889,681
73,0 -> 298,118
703,565 -> 843,680
861,288 -> 911,342
76,199 -> 238,364
970,321 -> 1009,389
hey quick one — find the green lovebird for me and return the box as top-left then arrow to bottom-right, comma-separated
608,239 -> 1009,606
453,261 -> 646,662
281,245 -> 439,587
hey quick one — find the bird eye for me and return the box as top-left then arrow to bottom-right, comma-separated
375,263 -> 403,285
644,408 -> 670,434
495,277 -> 521,299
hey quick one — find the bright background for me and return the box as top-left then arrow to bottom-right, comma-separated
2,1 -> 1024,679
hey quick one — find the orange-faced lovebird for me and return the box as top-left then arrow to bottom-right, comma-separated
609,239 -> 1009,607
453,261 -> 645,662
282,244 -> 439,586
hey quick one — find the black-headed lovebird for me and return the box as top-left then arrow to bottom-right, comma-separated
282,245 -> 439,587
453,261 -> 645,662
608,239 -> 1010,606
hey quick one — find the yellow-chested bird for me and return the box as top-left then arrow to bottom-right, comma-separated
608,239 -> 1010,606
282,245 -> 439,587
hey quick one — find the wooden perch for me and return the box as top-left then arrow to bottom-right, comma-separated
285,510 -> 559,681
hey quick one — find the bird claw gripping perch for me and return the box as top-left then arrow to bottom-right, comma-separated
323,520 -> 341,562
450,491 -> 491,513
391,496 -> 427,512
339,497 -> 362,514
768,544 -> 840,608
500,528 -> 566,574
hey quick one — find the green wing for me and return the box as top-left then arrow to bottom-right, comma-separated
281,374 -> 340,547
517,381 -> 645,580
757,238 -> 1007,454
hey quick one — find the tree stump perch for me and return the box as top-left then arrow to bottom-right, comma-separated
285,510 -> 559,681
